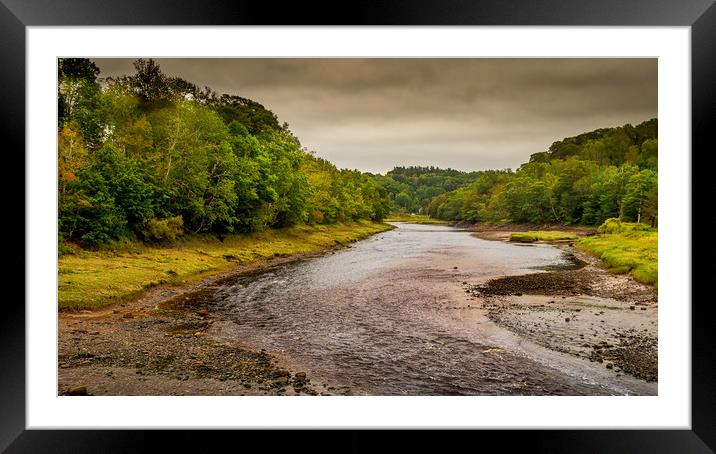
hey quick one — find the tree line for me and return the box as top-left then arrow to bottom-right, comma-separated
378,119 -> 658,227
58,59 -> 391,247
58,58 -> 658,248
372,166 -> 481,213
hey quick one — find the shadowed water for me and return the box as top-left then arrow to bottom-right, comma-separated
201,223 -> 649,395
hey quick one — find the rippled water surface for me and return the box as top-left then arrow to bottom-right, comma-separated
202,223 -> 646,395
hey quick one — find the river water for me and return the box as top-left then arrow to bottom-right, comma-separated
203,223 -> 655,395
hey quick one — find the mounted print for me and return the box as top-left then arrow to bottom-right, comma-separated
57,57 -> 658,397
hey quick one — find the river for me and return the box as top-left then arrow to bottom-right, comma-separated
200,222 -> 656,395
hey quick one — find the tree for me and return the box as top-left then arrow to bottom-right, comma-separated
58,123 -> 89,197
622,170 -> 658,223
58,58 -> 100,128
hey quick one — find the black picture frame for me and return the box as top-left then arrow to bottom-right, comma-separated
3,0 -> 712,451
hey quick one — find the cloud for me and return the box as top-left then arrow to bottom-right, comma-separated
91,58 -> 657,174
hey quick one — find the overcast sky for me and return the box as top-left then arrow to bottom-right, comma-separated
92,58 -> 657,174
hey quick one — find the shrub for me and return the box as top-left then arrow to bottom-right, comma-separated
597,218 -> 653,234
143,215 -> 184,243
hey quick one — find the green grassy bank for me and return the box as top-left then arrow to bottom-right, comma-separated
59,221 -> 394,311
508,219 -> 657,287
383,213 -> 449,224
576,219 -> 658,287
509,231 -> 580,242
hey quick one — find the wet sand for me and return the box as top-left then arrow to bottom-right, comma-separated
464,241 -> 657,382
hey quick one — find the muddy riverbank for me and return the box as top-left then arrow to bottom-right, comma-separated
466,242 -> 657,382
467,224 -> 597,242
59,252 -> 351,396
59,223 -> 657,396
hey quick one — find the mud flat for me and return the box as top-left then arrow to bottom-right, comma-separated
465,242 -> 657,382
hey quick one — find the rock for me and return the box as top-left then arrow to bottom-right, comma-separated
67,386 -> 88,396
629,306 -> 635,310
273,376 -> 289,385
122,313 -> 134,319
272,370 -> 290,378
515,292 -> 522,296
453,266 -> 458,269
565,318 -> 570,322
605,363 -> 614,369
196,310 -> 209,318
295,372 -> 307,381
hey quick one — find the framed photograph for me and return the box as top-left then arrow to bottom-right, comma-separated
5,0 -> 713,450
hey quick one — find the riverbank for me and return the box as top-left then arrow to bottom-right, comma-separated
469,221 -> 657,287
576,221 -> 658,287
469,223 -> 597,242
59,221 -> 656,396
59,221 -> 394,311
465,229 -> 658,382
383,213 -> 449,224
59,221 -> 395,396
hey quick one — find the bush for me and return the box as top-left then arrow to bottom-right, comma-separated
597,218 -> 653,234
143,215 -> 184,242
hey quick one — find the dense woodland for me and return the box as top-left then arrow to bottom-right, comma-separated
373,167 -> 480,213
378,119 -> 658,227
58,59 -> 391,246
58,58 -> 657,248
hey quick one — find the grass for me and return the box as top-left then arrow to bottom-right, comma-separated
576,219 -> 658,287
58,221 -> 394,311
509,231 -> 580,243
383,213 -> 449,224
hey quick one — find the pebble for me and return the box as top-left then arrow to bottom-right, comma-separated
67,386 -> 88,396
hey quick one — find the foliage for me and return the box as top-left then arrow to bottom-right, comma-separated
143,216 -> 184,242
373,166 -> 482,214
58,59 -> 391,247
597,218 -> 655,234
425,120 -> 657,226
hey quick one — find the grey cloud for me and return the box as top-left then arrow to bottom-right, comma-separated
91,58 -> 657,174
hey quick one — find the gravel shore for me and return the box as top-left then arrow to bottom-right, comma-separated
465,242 -> 657,382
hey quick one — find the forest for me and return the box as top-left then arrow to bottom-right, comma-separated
58,58 -> 658,249
378,119 -> 658,227
58,58 -> 392,247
